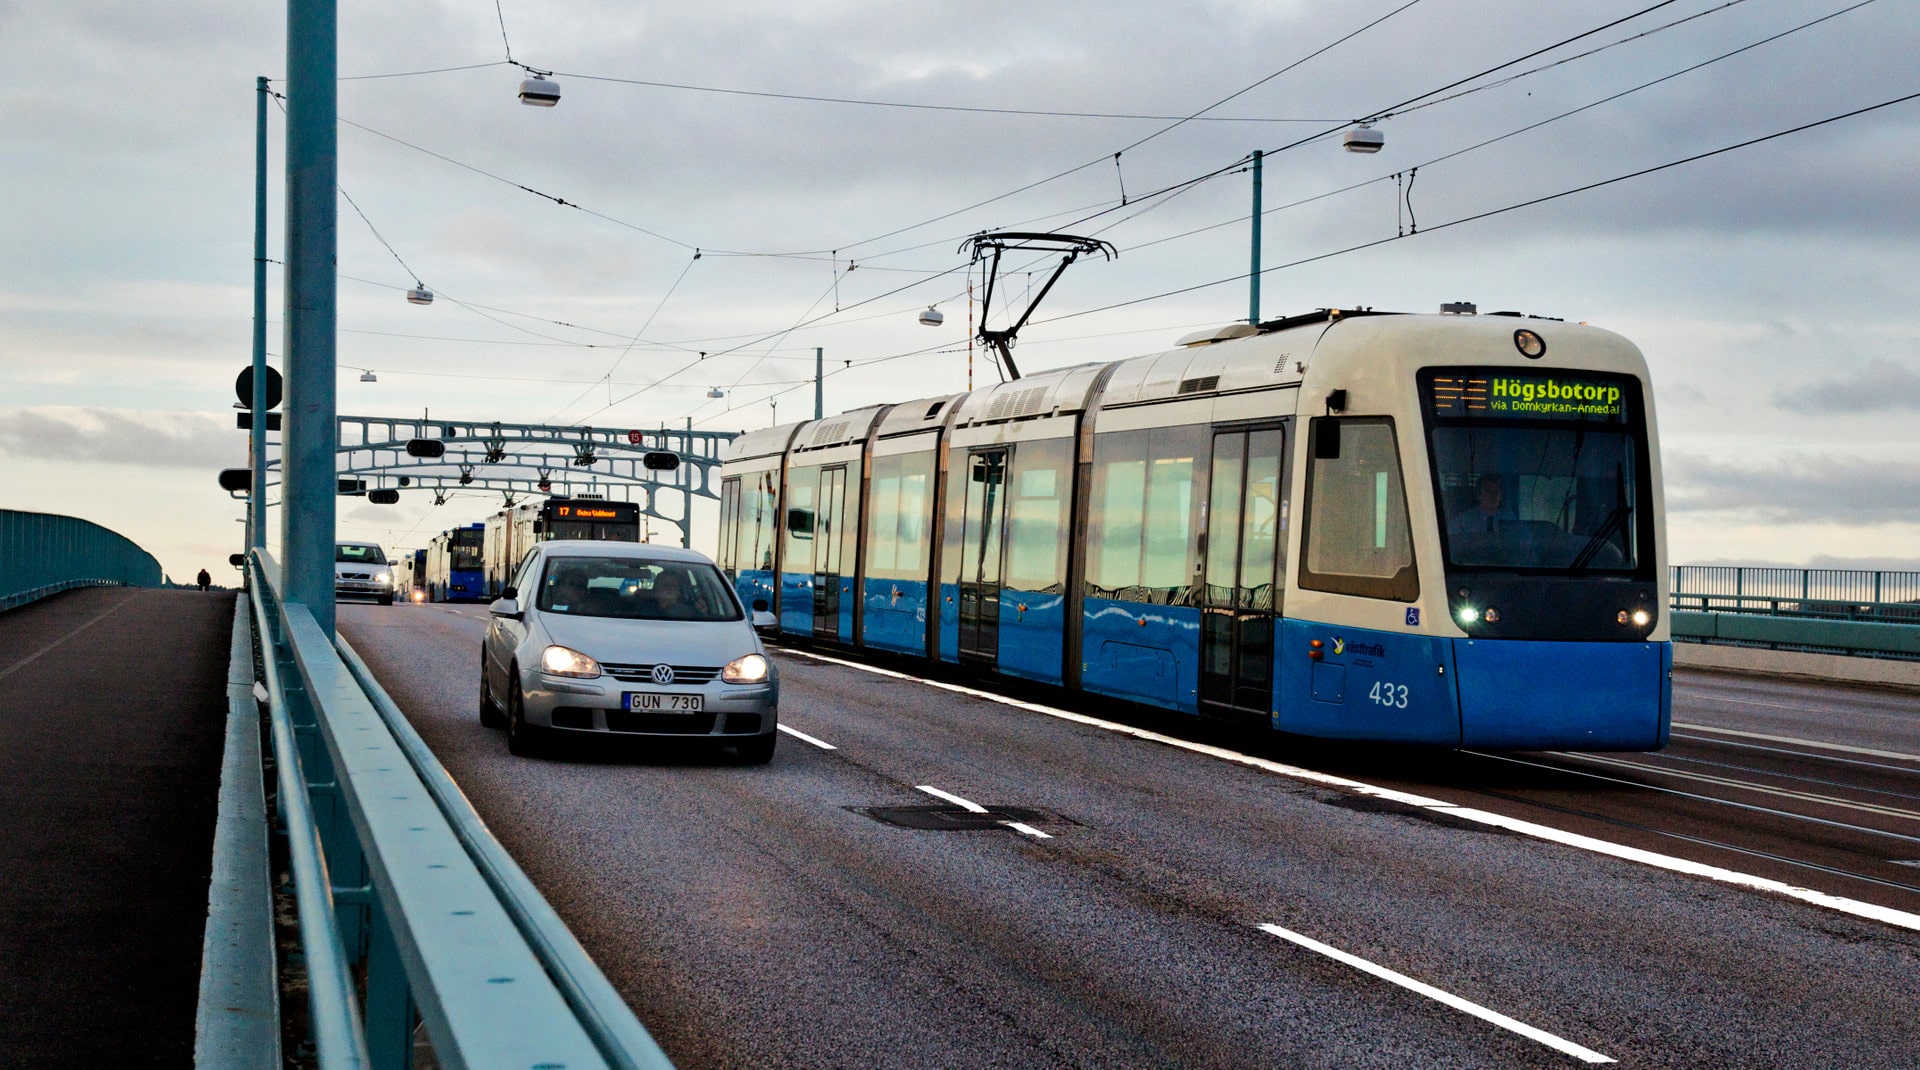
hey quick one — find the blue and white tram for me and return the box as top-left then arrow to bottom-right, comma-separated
717,309 -> 1669,750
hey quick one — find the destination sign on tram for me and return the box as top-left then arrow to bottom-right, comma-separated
1425,371 -> 1631,423
555,504 -> 631,521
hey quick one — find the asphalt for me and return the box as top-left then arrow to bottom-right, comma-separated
0,587 -> 234,1068
344,601 -> 1920,1069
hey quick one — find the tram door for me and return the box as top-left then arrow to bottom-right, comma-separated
957,449 -> 1008,665
813,466 -> 848,638
1200,427 -> 1287,716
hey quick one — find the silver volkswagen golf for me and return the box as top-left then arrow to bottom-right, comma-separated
481,541 -> 779,760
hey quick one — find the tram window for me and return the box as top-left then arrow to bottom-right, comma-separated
866,452 -> 935,581
895,455 -> 932,573
1431,426 -> 1639,571
1142,426 -> 1203,592
867,467 -> 901,574
1087,431 -> 1147,595
1087,425 -> 1203,602
1299,418 -> 1418,602
784,467 -> 819,571
1006,438 -> 1072,593
718,479 -> 740,571
740,471 -> 779,571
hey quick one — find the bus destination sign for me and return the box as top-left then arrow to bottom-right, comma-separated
1426,372 -> 1629,422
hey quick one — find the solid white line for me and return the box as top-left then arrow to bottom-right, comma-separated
776,724 -> 838,750
1256,924 -> 1615,1064
1004,821 -> 1053,839
915,784 -> 988,813
786,648 -> 1920,933
1673,722 -> 1920,764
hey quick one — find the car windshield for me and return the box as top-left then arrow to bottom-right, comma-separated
336,544 -> 386,564
1431,425 -> 1638,571
536,556 -> 741,621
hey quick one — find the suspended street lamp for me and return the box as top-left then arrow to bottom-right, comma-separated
407,283 -> 434,305
359,369 -> 378,383
1343,122 -> 1385,153
518,67 -> 560,107
918,305 -> 944,327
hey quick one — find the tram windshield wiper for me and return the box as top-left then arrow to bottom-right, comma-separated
1568,505 -> 1630,570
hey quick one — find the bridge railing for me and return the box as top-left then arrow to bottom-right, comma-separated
0,508 -> 163,611
244,547 -> 676,1069
1670,565 -> 1920,622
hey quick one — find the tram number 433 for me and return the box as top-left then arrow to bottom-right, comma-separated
1368,681 -> 1410,708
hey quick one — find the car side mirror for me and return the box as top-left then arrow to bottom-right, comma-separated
490,597 -> 522,619
388,559 -> 398,566
750,598 -> 776,631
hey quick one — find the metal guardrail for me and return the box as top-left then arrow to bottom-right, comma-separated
1671,565 -> 1920,621
0,508 -> 163,611
242,548 -> 675,1069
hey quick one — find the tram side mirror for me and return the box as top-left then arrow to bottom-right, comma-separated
532,521 -> 544,534
228,553 -> 245,568
1313,419 -> 1342,460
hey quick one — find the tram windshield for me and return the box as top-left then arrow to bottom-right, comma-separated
450,528 -> 485,571
1423,370 -> 1644,572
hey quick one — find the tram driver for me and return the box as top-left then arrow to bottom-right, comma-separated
1450,474 -> 1513,536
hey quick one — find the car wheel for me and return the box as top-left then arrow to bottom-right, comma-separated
735,732 -> 777,765
479,652 -> 505,728
379,594 -> 395,606
505,672 -> 542,757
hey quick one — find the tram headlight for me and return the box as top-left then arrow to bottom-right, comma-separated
1632,609 -> 1650,626
541,645 -> 602,679
1457,607 -> 1479,624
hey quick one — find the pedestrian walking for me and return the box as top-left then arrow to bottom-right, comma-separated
196,568 -> 211,592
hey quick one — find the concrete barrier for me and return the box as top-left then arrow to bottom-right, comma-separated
1672,641 -> 1920,692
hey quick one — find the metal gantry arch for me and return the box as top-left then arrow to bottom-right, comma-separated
265,416 -> 738,546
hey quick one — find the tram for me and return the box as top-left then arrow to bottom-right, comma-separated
716,308 -> 1670,750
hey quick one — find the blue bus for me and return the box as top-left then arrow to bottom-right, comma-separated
426,523 -> 486,601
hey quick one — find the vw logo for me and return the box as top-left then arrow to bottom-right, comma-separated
650,664 -> 675,685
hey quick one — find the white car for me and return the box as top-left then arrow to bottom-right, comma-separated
480,541 -> 779,760
335,542 -> 396,605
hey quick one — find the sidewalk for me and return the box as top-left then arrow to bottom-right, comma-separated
0,587 -> 234,1067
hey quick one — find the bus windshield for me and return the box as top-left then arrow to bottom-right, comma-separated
451,528 -> 484,571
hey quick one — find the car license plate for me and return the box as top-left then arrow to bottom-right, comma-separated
626,693 -> 703,713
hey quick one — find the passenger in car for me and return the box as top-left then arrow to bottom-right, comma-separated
650,568 -> 696,619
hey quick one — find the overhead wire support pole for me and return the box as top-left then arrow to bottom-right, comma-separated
814,347 -> 823,420
1249,149 -> 1263,325
284,0 -> 339,638
252,76 -> 270,551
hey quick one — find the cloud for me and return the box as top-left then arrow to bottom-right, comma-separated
1783,358 -> 1920,413
1665,450 -> 1920,524
0,407 -> 241,470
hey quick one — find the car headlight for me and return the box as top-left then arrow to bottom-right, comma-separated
376,572 -> 393,586
541,645 -> 602,679
722,653 -> 770,684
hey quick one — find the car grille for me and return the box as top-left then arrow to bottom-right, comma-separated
339,572 -> 372,580
601,663 -> 722,685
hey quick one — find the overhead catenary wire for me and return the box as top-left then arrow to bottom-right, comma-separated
1034,87 -> 1920,326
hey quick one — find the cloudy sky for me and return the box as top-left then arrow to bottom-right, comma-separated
3,0 -> 1918,581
